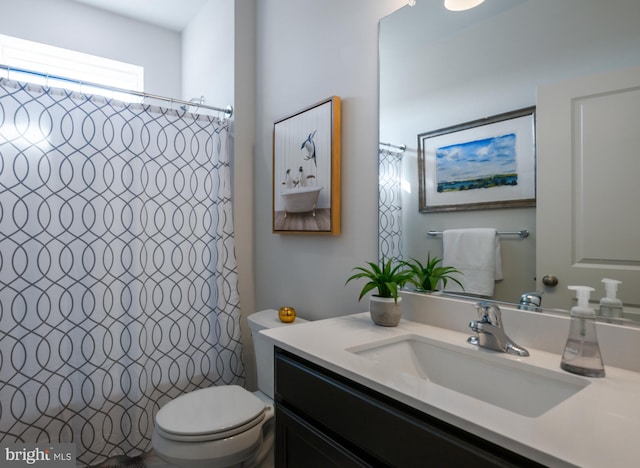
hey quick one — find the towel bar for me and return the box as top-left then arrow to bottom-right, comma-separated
427,230 -> 529,238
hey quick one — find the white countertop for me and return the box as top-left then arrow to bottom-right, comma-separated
262,311 -> 640,468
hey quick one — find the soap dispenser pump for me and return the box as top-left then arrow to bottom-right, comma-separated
560,286 -> 605,378
599,278 -> 623,319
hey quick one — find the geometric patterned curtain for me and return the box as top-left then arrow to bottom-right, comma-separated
0,78 -> 244,466
378,148 -> 404,263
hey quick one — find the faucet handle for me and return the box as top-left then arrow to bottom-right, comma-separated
519,291 -> 542,311
474,301 -> 503,328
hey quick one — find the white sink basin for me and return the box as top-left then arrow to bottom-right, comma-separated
347,334 -> 589,417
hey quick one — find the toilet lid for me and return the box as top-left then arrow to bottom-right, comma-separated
155,385 -> 266,437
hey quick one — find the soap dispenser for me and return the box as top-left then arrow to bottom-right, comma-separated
560,286 -> 605,378
599,278 -> 623,319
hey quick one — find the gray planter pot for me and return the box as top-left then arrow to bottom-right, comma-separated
369,296 -> 402,327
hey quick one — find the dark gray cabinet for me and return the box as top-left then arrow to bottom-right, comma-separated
274,347 -> 543,467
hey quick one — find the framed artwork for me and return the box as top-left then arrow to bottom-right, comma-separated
272,96 -> 341,234
417,106 -> 536,212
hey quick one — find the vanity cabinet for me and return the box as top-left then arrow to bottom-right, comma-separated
274,347 -> 542,467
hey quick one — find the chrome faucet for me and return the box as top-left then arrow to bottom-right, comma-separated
518,291 -> 542,312
468,302 -> 529,356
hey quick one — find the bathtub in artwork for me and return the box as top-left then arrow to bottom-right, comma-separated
280,186 -> 323,216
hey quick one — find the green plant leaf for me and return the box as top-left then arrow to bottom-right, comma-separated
402,254 -> 464,292
345,257 -> 413,301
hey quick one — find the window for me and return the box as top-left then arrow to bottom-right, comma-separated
0,34 -> 144,102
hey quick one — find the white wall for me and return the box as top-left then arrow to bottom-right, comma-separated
0,0 -> 181,97
232,0 -> 257,386
182,0 -> 234,110
183,0 -> 258,389
255,0 -> 407,321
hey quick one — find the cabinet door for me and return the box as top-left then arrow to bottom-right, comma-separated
275,405 -> 368,468
275,348 -> 542,468
536,66 -> 640,309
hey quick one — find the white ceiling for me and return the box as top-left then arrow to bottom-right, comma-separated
71,0 -> 208,32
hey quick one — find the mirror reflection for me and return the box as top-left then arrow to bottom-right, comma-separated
379,0 -> 640,323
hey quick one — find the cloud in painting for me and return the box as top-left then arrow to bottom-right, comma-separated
436,133 -> 517,184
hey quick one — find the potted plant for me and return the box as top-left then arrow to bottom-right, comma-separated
345,258 -> 414,327
404,254 -> 464,292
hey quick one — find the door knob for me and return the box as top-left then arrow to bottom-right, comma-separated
542,275 -> 559,287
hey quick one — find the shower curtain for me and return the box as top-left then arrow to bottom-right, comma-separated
378,148 -> 404,263
0,78 -> 244,465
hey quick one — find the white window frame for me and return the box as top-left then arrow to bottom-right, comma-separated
0,34 -> 144,102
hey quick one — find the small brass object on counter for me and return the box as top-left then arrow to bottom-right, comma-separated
278,306 -> 296,323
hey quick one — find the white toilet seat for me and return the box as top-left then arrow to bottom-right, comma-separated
152,415 -> 271,468
155,385 -> 267,442
155,412 -> 266,443
151,310 -> 297,467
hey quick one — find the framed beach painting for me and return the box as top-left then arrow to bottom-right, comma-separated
272,96 -> 341,234
417,107 -> 536,212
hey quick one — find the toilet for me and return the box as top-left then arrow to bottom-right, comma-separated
151,310 -> 306,467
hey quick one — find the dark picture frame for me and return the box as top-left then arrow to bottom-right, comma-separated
418,106 -> 536,212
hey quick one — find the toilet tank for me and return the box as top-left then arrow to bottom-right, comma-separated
248,309 -> 307,400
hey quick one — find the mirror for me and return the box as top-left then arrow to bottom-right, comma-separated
379,0 -> 640,319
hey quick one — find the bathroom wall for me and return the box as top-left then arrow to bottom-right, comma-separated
254,0 -> 407,321
0,0 -> 181,97
183,0 -> 258,389
182,0 -> 234,114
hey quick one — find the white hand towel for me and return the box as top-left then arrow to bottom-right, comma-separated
442,228 -> 502,297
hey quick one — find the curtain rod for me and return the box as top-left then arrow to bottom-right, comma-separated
0,64 -> 233,118
379,141 -> 406,153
